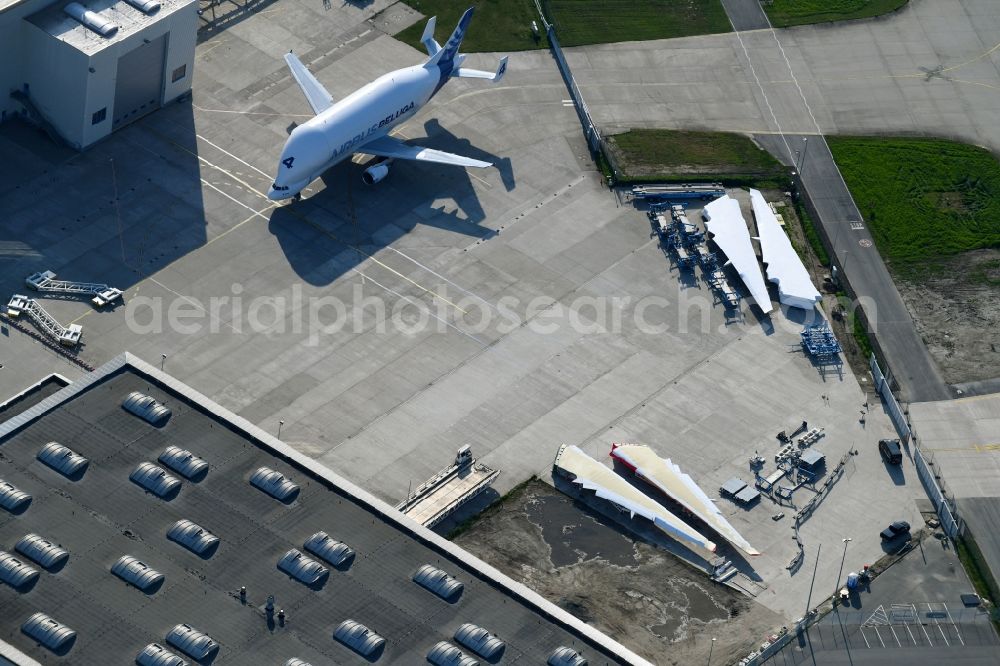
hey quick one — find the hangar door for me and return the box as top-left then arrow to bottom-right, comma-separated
113,35 -> 167,129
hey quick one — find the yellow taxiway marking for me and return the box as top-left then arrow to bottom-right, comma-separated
925,444 -> 1000,453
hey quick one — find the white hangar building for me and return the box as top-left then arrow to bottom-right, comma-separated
0,0 -> 197,149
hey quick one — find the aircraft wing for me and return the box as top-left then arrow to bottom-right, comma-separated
284,52 -> 334,115
363,135 -> 492,168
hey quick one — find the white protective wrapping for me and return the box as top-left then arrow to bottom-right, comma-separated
611,444 -> 759,556
554,445 -> 716,555
750,189 -> 821,310
702,195 -> 773,313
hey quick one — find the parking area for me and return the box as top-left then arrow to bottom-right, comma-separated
765,527 -> 1000,664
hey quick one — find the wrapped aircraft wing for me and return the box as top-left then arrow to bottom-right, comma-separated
750,189 -> 821,311
611,444 -> 759,556
703,195 -> 772,313
553,445 -> 716,556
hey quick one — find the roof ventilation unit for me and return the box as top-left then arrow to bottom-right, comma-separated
130,462 -> 182,500
63,3 -> 118,38
111,555 -> 165,593
122,391 -> 172,427
0,551 -> 40,591
285,659 -> 312,666
413,564 -> 464,602
166,624 -> 219,662
427,641 -> 479,666
249,466 -> 299,503
124,0 -> 160,14
333,619 -> 385,660
158,446 -> 208,481
136,642 -> 188,666
37,442 -> 89,479
21,612 -> 76,654
277,549 -> 329,587
15,534 -> 69,571
303,531 -> 355,569
454,623 -> 505,661
0,479 -> 32,514
167,519 -> 220,558
548,646 -> 588,666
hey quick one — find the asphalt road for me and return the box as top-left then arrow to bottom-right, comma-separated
710,0 -> 952,402
717,0 -> 952,403
753,133 -> 951,403
764,530 -> 1000,665
721,0 -> 771,31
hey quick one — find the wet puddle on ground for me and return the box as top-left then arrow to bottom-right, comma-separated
525,492 -> 637,567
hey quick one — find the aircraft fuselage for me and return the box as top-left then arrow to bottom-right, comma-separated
268,64 -> 441,200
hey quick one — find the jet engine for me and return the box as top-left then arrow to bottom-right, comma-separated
362,163 -> 389,185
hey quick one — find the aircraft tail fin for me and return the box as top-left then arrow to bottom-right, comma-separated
426,6 -> 474,75
420,16 -> 441,56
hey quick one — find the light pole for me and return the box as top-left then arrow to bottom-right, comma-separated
798,136 -> 809,172
707,637 -> 716,666
277,420 -> 284,438
835,537 -> 852,600
833,537 -> 856,665
160,353 -> 167,370
804,543 -> 822,618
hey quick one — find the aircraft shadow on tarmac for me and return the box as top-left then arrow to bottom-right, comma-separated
268,119 -> 514,287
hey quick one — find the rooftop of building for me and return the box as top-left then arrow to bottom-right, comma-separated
26,0 -> 194,56
0,353 -> 639,665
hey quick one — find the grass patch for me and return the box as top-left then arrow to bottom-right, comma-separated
956,534 -> 1000,626
397,1 -> 730,53
544,0 -> 730,47
836,292 -> 874,357
828,136 -> 1000,280
969,258 -> 1000,287
605,129 -> 789,187
446,476 -> 537,540
397,1 -> 548,53
795,200 -> 830,265
764,0 -> 908,28
852,310 -> 874,358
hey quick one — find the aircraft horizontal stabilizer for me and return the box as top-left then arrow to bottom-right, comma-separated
454,56 -> 508,82
284,52 -> 334,115
363,136 -> 491,168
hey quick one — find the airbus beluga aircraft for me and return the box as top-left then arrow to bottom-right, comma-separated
267,7 -> 507,201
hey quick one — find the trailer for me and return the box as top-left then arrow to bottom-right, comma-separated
631,183 -> 726,201
395,446 -> 500,528
674,246 -> 697,270
720,477 -> 760,505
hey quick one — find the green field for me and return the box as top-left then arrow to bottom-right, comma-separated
764,0 -> 908,28
827,137 -> 1000,275
396,1 -> 730,53
544,0 -> 730,47
397,1 -> 548,53
605,129 -> 787,185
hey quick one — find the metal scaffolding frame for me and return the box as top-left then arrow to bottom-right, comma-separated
6,295 -> 82,347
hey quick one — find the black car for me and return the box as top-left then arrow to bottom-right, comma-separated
879,438 -> 903,465
880,520 -> 911,540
